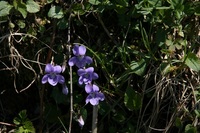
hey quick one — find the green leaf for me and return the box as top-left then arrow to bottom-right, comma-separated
160,63 -> 171,75
19,110 -> 27,119
165,39 -> 173,46
13,117 -> 21,125
175,117 -> 182,127
80,108 -> 87,122
47,0 -> 54,4
156,27 -> 167,47
13,0 -> 27,18
124,87 -> 142,111
45,103 -> 61,123
17,20 -> 26,29
194,3 -> 200,16
185,52 -> 200,72
89,0 -> 101,5
23,121 -> 35,133
13,110 -> 35,133
72,3 -> 87,15
48,6 -> 64,19
130,59 -> 146,76
57,18 -> 68,29
185,124 -> 197,133
26,0 -> 40,13
51,87 -> 68,104
112,110 -> 126,123
115,0 -> 128,7
0,1 -> 13,17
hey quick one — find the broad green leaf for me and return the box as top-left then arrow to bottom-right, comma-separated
194,3 -> 200,16
175,117 -> 182,127
156,27 -> 167,47
0,1 -> 13,17
48,6 -> 64,19
165,39 -> 173,46
80,108 -> 87,121
124,87 -> 142,110
89,0 -> 101,5
185,52 -> 200,72
23,121 -> 35,133
13,117 -> 21,125
160,63 -> 171,75
57,18 -> 68,29
112,110 -> 126,122
19,110 -> 27,119
13,0 -> 27,18
185,124 -> 197,133
17,20 -> 26,29
47,0 -> 54,4
72,3 -> 86,15
45,103 -> 61,123
115,5 -> 127,14
115,0 -> 128,7
130,59 -> 146,76
51,87 -> 68,104
13,109 -> 35,133
26,0 -> 40,13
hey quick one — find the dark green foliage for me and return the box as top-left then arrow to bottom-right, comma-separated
13,110 -> 35,133
1,0 -> 200,132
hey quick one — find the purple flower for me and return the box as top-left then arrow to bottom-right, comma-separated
62,84 -> 68,95
68,45 -> 92,68
77,67 -> 98,85
42,64 -> 65,86
77,115 -> 84,128
85,84 -> 105,106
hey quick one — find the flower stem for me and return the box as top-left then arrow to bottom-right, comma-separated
92,105 -> 98,133
69,64 -> 73,133
68,9 -> 73,133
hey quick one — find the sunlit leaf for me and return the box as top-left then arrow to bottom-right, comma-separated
185,52 -> 200,72
89,0 -> 100,5
48,6 -> 64,19
130,59 -> 146,76
26,0 -> 40,13
13,0 -> 27,18
0,1 -> 13,17
17,20 -> 26,29
185,124 -> 197,133
13,110 -> 35,133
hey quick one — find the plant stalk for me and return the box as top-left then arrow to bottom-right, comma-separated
68,10 -> 73,133
92,105 -> 98,133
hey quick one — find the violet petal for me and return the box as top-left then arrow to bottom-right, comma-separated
85,84 -> 93,93
57,75 -> 65,84
48,76 -> 58,86
79,45 -> 86,55
45,64 -> 53,73
77,68 -> 85,76
92,84 -> 99,92
90,97 -> 99,106
41,74 -> 49,84
68,57 -> 77,66
54,65 -> 62,73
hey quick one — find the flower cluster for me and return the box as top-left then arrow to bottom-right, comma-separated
68,44 -> 105,106
41,63 -> 68,95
